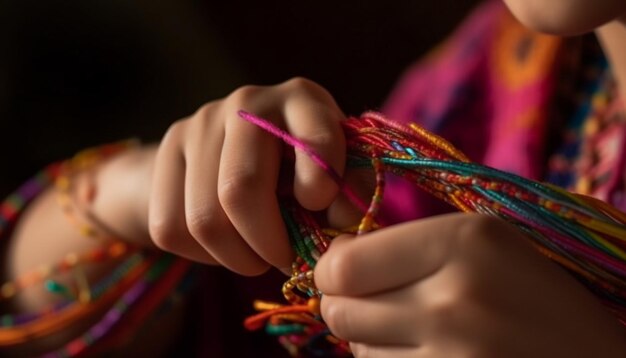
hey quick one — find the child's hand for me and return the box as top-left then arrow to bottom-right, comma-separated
148,78 -> 346,275
315,213 -> 626,357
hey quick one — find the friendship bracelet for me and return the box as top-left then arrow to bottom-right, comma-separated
0,241 -> 129,302
49,140 -> 141,304
5,108 -> 626,357
1,140 -> 141,304
42,255 -> 191,358
55,139 -> 140,241
0,252 -> 154,345
0,140 -> 192,357
240,110 -> 626,357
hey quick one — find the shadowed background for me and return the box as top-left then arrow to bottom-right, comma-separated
0,0 -> 479,195
0,1 -> 480,355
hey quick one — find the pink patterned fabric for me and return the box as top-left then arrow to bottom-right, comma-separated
380,0 -> 626,222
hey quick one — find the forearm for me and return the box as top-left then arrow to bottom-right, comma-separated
1,144 -> 159,353
5,144 -> 157,308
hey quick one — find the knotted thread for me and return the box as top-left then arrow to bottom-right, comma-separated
239,110 -> 626,357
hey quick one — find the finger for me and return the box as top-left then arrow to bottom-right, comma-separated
183,111 -> 269,276
149,122 -> 218,264
349,343 -> 421,358
218,109 -> 294,271
327,167 -> 376,228
315,214 -> 464,296
280,79 -> 346,211
322,289 -> 420,345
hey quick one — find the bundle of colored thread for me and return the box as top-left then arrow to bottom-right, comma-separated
240,110 -> 626,357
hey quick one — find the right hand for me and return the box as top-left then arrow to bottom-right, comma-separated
315,214 -> 626,357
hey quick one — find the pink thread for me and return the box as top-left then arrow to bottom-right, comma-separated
238,110 -> 369,214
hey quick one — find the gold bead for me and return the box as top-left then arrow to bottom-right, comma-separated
307,297 -> 321,315
1,282 -> 16,298
56,176 -> 70,190
38,265 -> 52,277
80,225 -> 97,238
64,252 -> 79,266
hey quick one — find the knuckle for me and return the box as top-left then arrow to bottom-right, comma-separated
282,76 -> 334,99
303,130 -> 336,148
185,207 -> 218,242
282,76 -> 316,89
217,171 -> 259,212
321,299 -> 351,339
428,294 -> 460,324
194,101 -> 214,118
162,119 -> 187,145
189,102 -> 220,127
228,84 -> 262,104
148,218 -> 179,254
456,214 -> 504,248
423,283 -> 485,339
423,282 -> 469,325
323,248 -> 359,293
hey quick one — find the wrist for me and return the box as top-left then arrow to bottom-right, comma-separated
90,144 -> 158,247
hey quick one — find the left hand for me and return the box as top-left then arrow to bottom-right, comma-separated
315,213 -> 626,357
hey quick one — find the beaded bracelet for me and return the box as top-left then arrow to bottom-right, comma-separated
55,139 -> 139,241
0,141 -> 192,357
1,140 -> 139,304
49,140 -> 140,304
0,241 -> 129,303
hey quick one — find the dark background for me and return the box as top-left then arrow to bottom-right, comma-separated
0,0 -> 480,195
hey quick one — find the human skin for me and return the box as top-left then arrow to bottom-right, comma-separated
313,2 -> 626,357
316,215 -> 626,357
7,78 -> 348,302
2,78 -> 351,357
8,81 -> 626,357
502,0 -> 626,35
503,0 -> 626,107
5,2 -> 626,357
146,78 -> 347,275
